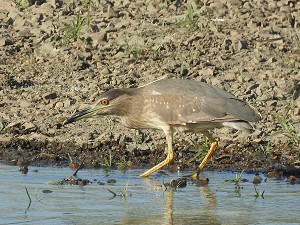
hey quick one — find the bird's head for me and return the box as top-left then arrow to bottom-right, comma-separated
63,89 -> 133,125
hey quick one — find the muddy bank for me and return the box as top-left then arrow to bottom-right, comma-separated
0,0 -> 299,175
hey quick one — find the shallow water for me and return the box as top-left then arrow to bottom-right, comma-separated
0,164 -> 299,225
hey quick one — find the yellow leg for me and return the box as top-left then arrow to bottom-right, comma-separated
140,129 -> 174,178
191,132 -> 218,179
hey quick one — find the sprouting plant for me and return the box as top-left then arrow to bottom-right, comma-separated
61,13 -> 91,46
224,171 -> 245,197
235,170 -> 244,186
96,117 -> 117,140
294,30 -> 300,50
186,4 -> 195,24
24,187 -> 50,214
234,170 -> 245,197
131,45 -> 147,59
116,158 -> 130,171
275,98 -> 300,148
276,116 -> 299,147
176,5 -> 198,31
119,181 -> 131,197
165,61 -> 189,78
254,186 -> 265,199
122,30 -> 149,59
0,120 -> 7,133
24,186 -> 32,214
12,0 -> 30,8
258,141 -> 272,156
100,149 -> 113,168
164,0 -> 173,7
188,135 -> 210,163
108,181 -> 132,198
179,62 -> 189,77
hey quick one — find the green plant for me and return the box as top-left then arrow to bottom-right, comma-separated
258,141 -> 272,156
24,187 -> 50,214
122,31 -> 149,59
254,186 -> 265,199
100,149 -> 113,168
12,0 -> 30,8
0,120 -> 6,133
131,45 -> 147,59
108,181 -> 132,198
165,62 -> 189,78
224,170 -> 245,197
294,30 -> 300,50
116,158 -> 130,171
61,13 -> 91,46
234,170 -> 244,197
276,116 -> 300,147
162,0 -> 172,7
176,5 -> 198,32
275,98 -> 300,148
96,117 -> 117,140
234,170 -> 244,186
188,135 -> 210,163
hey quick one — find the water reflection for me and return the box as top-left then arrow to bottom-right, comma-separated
161,179 -> 221,225
164,190 -> 174,225
1,165 -> 300,225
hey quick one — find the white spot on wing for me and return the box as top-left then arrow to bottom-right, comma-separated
151,90 -> 161,96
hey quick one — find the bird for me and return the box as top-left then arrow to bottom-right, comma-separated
63,78 -> 261,179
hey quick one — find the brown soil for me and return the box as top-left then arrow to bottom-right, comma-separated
0,0 -> 300,176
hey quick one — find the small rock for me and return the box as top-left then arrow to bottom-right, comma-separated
55,101 -> 64,109
0,38 -> 13,46
43,92 -> 58,100
266,171 -> 284,179
5,121 -> 22,132
267,57 -> 277,63
22,122 -> 36,132
107,179 -> 116,184
199,68 -> 214,77
37,42 -> 59,56
234,40 -> 248,51
13,18 -> 26,31
195,177 -> 209,187
0,135 -> 12,143
63,99 -> 71,108
18,100 -> 31,108
289,175 -> 300,185
253,173 -> 263,184
2,0 -> 15,10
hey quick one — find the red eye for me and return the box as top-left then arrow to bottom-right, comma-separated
101,99 -> 109,105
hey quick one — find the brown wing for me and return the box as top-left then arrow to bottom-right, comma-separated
143,79 -> 261,124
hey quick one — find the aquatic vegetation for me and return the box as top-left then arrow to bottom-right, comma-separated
108,181 -> 132,198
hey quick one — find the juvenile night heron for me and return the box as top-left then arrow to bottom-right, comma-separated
64,79 -> 261,178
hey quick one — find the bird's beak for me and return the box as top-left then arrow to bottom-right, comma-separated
63,106 -> 97,125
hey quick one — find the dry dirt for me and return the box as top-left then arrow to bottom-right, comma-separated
0,0 -> 300,176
